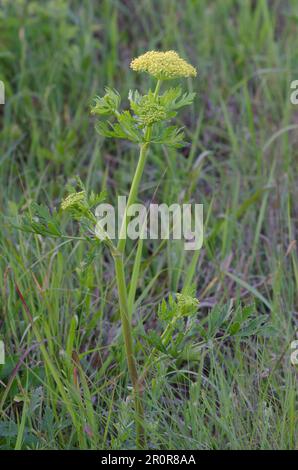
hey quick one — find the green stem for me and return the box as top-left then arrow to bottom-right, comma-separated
113,253 -> 145,448
118,79 -> 162,253
113,140 -> 149,448
153,79 -> 162,98
112,79 -> 162,449
117,140 -> 150,253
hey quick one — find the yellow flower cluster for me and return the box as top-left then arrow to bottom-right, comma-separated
130,50 -> 197,80
138,101 -> 167,125
60,191 -> 85,211
176,293 -> 199,315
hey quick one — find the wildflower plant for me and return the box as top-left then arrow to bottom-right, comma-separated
17,50 -> 198,448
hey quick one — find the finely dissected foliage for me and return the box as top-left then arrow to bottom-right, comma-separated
91,85 -> 195,147
1,0 -> 297,451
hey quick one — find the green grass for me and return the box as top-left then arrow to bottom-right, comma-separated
0,0 -> 297,450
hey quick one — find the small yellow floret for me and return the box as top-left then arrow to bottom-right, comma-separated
139,102 -> 167,125
61,191 -> 85,211
176,293 -> 199,315
130,50 -> 197,80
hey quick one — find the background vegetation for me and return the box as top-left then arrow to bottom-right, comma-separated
0,0 -> 297,449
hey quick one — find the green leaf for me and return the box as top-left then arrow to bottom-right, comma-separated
128,89 -> 143,111
88,190 -> 106,208
160,86 -> 196,112
158,297 -> 173,322
95,112 -> 142,143
117,111 -> 142,141
229,322 -> 241,335
15,203 -> 62,238
235,316 -> 270,337
95,120 -> 127,140
151,125 -> 186,148
142,330 -> 167,354
91,87 -> 121,116
77,241 -> 102,273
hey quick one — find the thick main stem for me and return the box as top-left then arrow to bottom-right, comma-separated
117,141 -> 150,253
113,80 -> 161,449
113,254 -> 145,448
113,142 -> 149,449
113,145 -> 149,449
